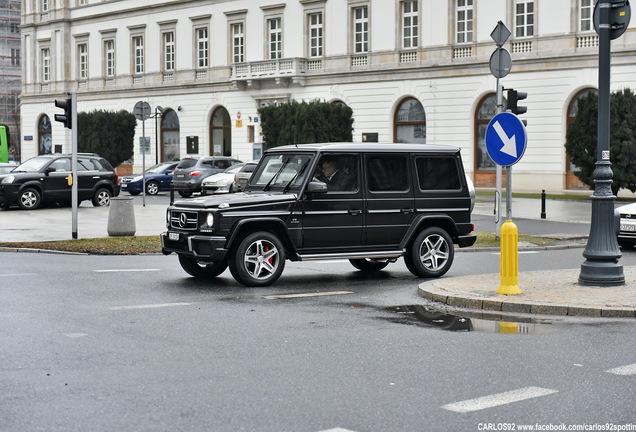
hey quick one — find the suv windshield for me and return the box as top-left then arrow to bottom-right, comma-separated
12,157 -> 50,173
249,154 -> 313,190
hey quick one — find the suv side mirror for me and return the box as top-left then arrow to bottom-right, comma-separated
306,181 -> 328,194
45,167 -> 56,175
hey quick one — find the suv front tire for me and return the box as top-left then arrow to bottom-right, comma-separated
228,231 -> 286,287
18,188 -> 41,210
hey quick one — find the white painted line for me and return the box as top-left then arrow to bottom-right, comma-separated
607,363 -> 636,376
0,273 -> 36,277
65,333 -> 87,338
94,269 -> 161,273
442,386 -> 558,413
492,251 -> 540,255
264,291 -> 354,300
318,429 -> 358,432
108,302 -> 191,311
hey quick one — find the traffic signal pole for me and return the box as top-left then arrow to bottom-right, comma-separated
71,92 -> 78,239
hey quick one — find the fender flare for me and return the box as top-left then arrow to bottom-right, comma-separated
399,214 -> 460,249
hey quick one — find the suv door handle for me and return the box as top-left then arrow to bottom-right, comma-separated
349,209 -> 362,215
401,208 -> 414,214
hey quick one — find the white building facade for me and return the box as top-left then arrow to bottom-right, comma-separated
20,0 -> 636,191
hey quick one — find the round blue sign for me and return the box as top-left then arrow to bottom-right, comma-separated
485,112 -> 527,166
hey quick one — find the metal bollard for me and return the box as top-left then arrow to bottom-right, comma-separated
540,189 -> 546,219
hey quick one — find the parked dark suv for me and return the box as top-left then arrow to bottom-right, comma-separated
172,156 -> 243,197
161,143 -> 476,286
0,153 -> 119,210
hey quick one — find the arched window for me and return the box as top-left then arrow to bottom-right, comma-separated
475,93 -> 498,171
210,107 -> 231,156
566,88 -> 597,189
161,109 -> 180,161
394,97 -> 426,143
38,114 -> 52,155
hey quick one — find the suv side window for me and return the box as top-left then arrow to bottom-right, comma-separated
366,154 -> 409,192
315,154 -> 358,192
49,158 -> 71,172
416,156 -> 461,190
78,158 -> 95,171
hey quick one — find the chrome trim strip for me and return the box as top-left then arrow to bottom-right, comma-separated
416,208 -> 469,212
367,209 -> 401,214
303,210 -> 349,215
298,250 -> 404,261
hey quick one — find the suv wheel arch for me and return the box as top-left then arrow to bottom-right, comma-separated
226,218 -> 296,257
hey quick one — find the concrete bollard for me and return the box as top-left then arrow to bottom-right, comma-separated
107,196 -> 136,236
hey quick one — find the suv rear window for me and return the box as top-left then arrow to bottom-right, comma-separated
416,157 -> 461,190
177,159 -> 198,169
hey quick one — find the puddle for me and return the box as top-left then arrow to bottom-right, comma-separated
382,305 -> 567,334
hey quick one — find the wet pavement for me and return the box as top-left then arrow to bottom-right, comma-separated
2,193 -> 636,319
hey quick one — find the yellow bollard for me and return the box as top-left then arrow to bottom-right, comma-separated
497,219 -> 523,295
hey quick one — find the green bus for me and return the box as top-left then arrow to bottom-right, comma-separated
0,124 -> 9,163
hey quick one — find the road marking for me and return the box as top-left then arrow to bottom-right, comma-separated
0,273 -> 37,277
607,363 -> 636,376
94,269 -> 161,273
108,302 -> 191,311
492,251 -> 539,255
318,429 -> 358,432
65,333 -> 87,338
442,386 -> 558,413
264,291 -> 353,300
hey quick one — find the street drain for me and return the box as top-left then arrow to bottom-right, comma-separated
382,305 -> 566,334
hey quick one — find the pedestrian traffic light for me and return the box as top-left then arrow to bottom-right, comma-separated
54,98 -> 73,129
506,89 -> 527,116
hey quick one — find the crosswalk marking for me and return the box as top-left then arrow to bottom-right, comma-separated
442,386 -> 558,413
263,291 -> 353,300
607,363 -> 636,376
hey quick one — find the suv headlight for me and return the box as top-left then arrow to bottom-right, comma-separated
199,211 -> 215,232
206,212 -> 214,227
1,175 -> 15,185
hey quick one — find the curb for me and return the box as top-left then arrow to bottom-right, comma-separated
418,280 -> 636,319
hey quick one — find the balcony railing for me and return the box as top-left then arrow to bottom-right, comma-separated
230,58 -> 310,88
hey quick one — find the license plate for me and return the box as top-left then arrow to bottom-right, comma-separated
176,174 -> 185,178
620,223 -> 636,232
169,232 -> 180,241
121,184 -> 127,189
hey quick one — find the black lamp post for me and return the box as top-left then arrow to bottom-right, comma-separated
578,0 -> 629,286
154,106 -> 164,165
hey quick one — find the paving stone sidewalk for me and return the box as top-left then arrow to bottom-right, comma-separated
418,266 -> 636,318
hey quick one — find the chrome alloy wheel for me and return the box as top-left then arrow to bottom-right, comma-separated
243,239 -> 280,280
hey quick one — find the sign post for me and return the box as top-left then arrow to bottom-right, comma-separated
486,112 -> 527,295
134,101 -> 151,206
489,21 -> 512,239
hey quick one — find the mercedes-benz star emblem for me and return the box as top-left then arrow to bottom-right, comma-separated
179,213 -> 188,228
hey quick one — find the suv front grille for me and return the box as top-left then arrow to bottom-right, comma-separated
170,210 -> 198,230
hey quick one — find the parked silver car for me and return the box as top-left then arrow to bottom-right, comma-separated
233,161 -> 258,192
201,163 -> 245,195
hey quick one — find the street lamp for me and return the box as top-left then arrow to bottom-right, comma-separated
578,0 -> 630,286
154,106 -> 164,165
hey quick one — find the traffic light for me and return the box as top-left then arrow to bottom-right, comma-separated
54,98 -> 72,129
506,89 -> 527,116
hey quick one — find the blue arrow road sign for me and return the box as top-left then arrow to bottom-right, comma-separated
485,112 -> 527,166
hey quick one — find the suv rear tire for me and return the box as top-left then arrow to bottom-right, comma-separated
18,188 -> 41,210
92,188 -> 112,207
405,227 -> 454,278
229,231 -> 286,287
178,254 -> 228,278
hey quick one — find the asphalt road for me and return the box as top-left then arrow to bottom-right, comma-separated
2,248 -> 635,431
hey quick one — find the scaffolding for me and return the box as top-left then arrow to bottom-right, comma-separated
0,0 -> 20,161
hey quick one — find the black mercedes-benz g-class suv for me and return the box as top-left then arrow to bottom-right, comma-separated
161,143 -> 476,286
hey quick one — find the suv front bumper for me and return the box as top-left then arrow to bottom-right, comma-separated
161,231 -> 228,261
